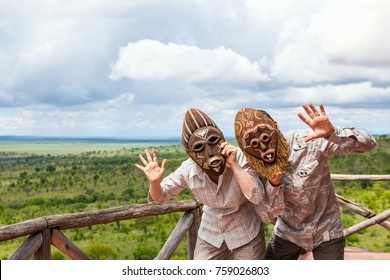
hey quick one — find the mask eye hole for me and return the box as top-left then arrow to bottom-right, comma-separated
250,139 -> 259,148
192,143 -> 205,152
207,136 -> 220,145
260,133 -> 270,143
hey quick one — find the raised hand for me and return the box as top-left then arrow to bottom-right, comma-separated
135,149 -> 167,183
298,104 -> 335,142
268,174 -> 282,187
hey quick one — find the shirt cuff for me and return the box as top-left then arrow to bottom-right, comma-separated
147,191 -> 165,203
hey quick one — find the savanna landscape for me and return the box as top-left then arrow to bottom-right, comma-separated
0,136 -> 389,260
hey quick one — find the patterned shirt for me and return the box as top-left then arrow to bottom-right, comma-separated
150,149 -> 278,250
272,126 -> 376,251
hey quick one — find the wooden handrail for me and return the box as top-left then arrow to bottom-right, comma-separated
337,194 -> 390,231
344,209 -> 390,237
0,199 -> 199,242
331,174 -> 390,181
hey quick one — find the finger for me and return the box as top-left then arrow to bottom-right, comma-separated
138,154 -> 148,165
302,104 -> 316,119
226,146 -> 237,157
298,113 -> 311,126
134,163 -> 145,171
304,134 -> 315,142
161,159 -> 167,172
319,104 -> 326,116
145,149 -> 153,162
152,149 -> 158,163
222,144 -> 234,155
219,142 -> 228,149
309,103 -> 320,117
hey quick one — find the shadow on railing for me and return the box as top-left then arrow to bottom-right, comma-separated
0,174 -> 389,260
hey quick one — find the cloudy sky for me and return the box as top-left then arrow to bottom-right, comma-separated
0,0 -> 389,138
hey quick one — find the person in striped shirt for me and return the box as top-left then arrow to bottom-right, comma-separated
136,108 -> 282,260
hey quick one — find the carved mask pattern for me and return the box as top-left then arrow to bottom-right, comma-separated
182,108 -> 226,176
234,108 -> 289,176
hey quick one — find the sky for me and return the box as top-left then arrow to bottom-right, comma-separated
0,0 -> 389,138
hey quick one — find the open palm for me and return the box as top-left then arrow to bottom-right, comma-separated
298,104 -> 335,142
135,149 -> 166,183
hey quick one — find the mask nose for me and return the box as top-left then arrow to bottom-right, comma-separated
204,144 -> 214,157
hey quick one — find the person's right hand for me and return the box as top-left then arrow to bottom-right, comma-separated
298,103 -> 335,142
135,149 -> 166,183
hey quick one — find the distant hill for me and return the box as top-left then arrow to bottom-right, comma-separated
0,135 -> 237,143
0,135 -> 182,143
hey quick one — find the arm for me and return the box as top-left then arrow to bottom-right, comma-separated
220,142 -> 258,197
256,176 -> 285,223
222,142 -> 284,220
135,148 -> 166,201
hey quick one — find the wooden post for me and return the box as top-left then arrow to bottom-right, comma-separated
187,207 -> 201,260
0,200 -> 199,242
51,229 -> 91,260
344,209 -> 390,237
9,232 -> 43,260
34,229 -> 52,260
155,211 -> 194,260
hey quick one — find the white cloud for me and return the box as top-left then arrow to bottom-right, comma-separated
269,0 -> 390,84
0,0 -> 389,137
284,82 -> 390,105
318,0 -> 390,67
109,39 -> 268,85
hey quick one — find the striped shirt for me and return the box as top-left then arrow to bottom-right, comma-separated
150,149 -> 278,250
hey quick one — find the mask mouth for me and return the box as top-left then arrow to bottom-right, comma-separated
208,156 -> 224,168
261,150 -> 276,163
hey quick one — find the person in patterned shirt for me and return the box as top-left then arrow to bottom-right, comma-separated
234,104 -> 376,260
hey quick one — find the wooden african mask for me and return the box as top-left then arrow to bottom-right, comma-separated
182,108 -> 226,176
235,108 -> 289,176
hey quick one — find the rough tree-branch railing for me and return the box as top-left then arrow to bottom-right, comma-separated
0,174 -> 389,260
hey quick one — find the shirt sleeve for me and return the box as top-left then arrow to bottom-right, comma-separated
253,177 -> 285,222
236,149 -> 285,222
325,125 -> 377,155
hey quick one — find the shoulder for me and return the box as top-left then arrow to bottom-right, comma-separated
283,129 -> 310,145
179,158 -> 205,179
235,148 -> 248,165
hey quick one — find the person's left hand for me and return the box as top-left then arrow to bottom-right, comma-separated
220,142 -> 237,165
268,174 -> 282,187
298,103 -> 335,142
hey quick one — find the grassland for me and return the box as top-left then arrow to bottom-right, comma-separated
0,137 -> 389,259
0,140 -> 180,155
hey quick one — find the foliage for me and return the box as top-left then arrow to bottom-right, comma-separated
0,137 -> 389,259
84,243 -> 119,260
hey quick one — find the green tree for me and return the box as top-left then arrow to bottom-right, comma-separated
84,243 -> 118,260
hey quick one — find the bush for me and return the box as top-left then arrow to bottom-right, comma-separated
84,243 -> 118,260
133,244 -> 158,260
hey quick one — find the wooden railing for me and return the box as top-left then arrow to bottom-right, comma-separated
0,174 -> 389,260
